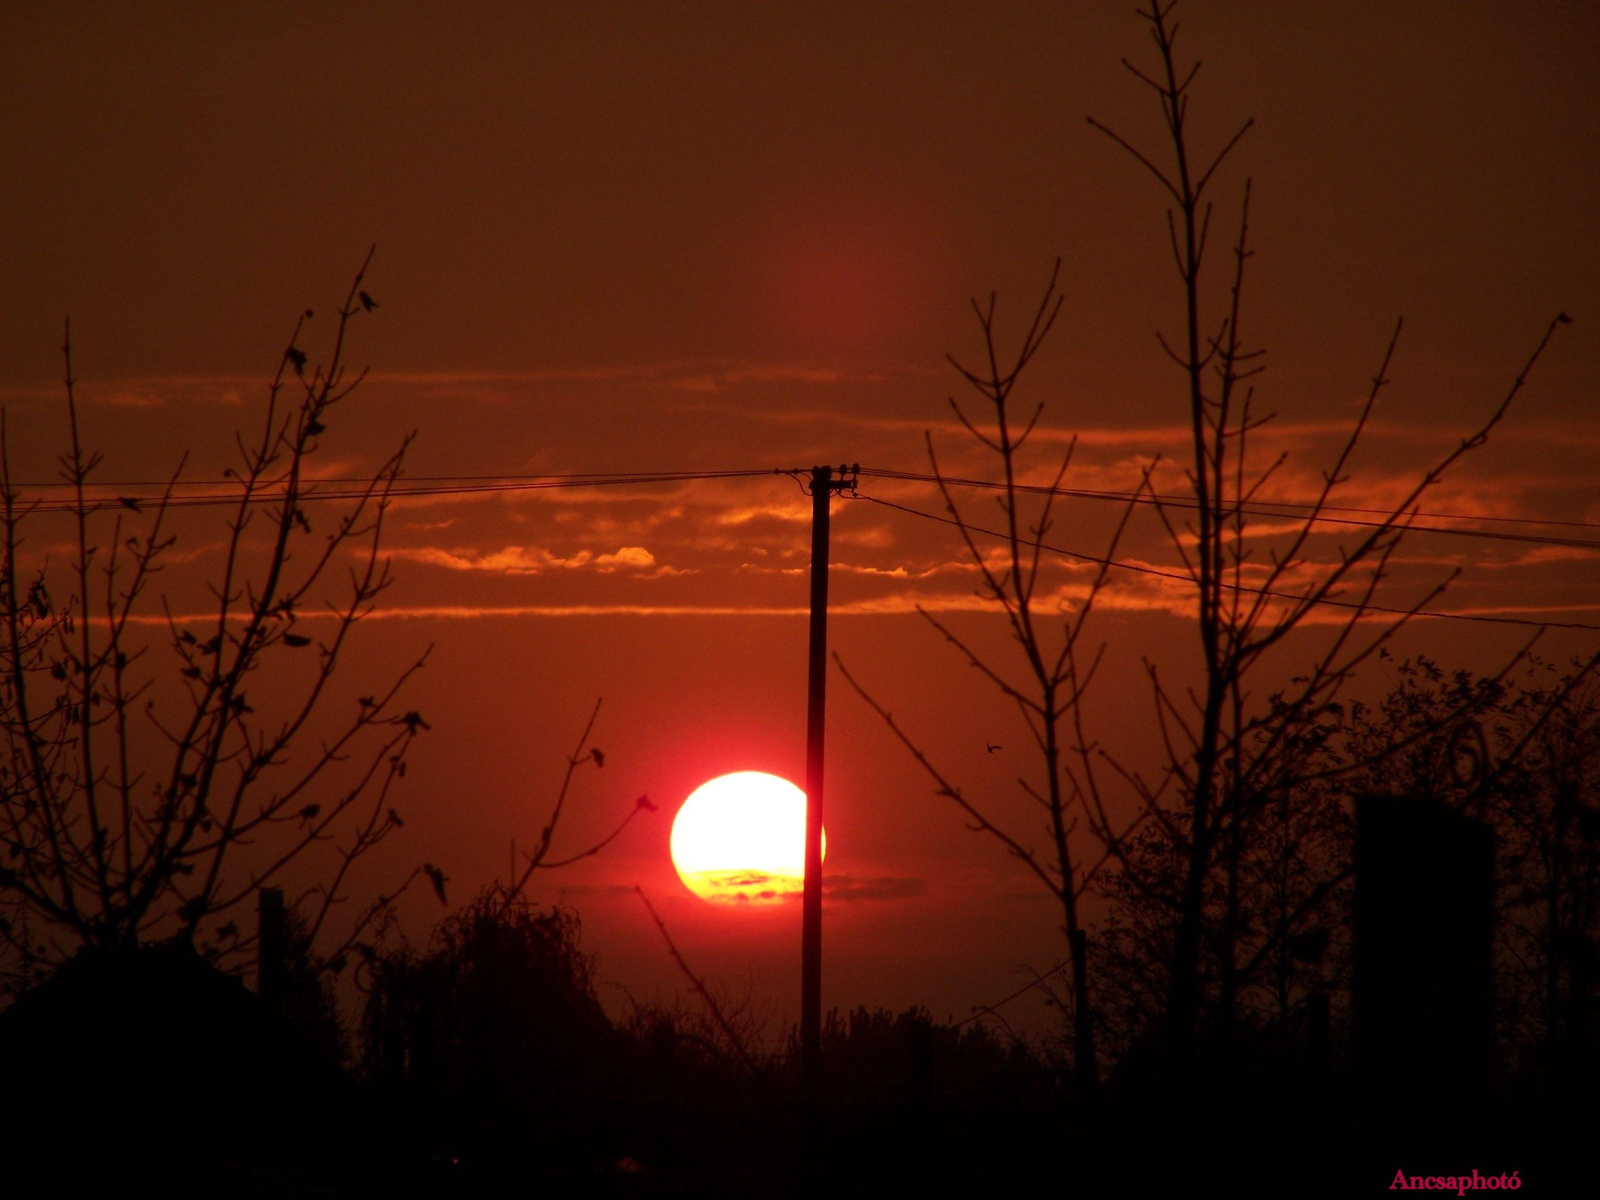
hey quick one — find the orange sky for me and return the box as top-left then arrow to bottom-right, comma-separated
2,1 -> 1596,1035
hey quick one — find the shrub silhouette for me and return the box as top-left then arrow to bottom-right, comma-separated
360,885 -> 621,1178
0,936 -> 348,1192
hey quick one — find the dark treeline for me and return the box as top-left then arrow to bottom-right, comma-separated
0,883 -> 1064,1195
3,659 -> 1597,1195
1089,656 -> 1600,1192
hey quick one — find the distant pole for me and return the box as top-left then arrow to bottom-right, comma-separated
801,463 -> 854,1099
258,886 -> 286,1012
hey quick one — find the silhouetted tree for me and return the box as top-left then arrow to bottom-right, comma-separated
1076,1 -> 1574,1123
0,250 -> 431,993
836,265 -> 1142,1093
844,2 -> 1577,1153
499,698 -> 656,911
1497,673 -> 1600,1091
1092,721 -> 1353,1078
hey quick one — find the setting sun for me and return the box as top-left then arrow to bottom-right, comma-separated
670,771 -> 825,904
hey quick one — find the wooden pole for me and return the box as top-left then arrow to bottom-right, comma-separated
258,885 -> 286,1012
801,465 -> 832,1097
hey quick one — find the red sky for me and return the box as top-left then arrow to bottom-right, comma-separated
2,1 -> 1596,1036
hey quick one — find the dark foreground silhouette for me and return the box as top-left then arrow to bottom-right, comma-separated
2,898 -> 1595,1198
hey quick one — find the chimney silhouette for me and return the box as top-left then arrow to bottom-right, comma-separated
1353,795 -> 1494,1160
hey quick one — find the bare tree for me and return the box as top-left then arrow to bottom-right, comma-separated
844,0 -> 1578,1129
1497,670 -> 1600,1092
498,698 -> 657,912
1079,0 -> 1576,1121
635,885 -> 764,1076
839,262 -> 1154,1093
0,250 -> 431,988
356,707 -> 665,1115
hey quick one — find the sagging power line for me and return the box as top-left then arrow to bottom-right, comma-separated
3,463 -> 1595,633
10,464 -> 1599,549
1,468 -> 784,514
857,493 -> 1600,635
858,467 -> 1600,552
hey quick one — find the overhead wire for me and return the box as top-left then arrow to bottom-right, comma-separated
12,463 -> 1599,548
7,468 -> 781,490
1,468 -> 788,514
854,492 -> 1600,635
857,467 -> 1600,551
3,462 -> 1595,632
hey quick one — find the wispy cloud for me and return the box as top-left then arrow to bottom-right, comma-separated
822,874 -> 928,902
390,543 -> 661,575
367,360 -> 910,398
715,502 -> 811,526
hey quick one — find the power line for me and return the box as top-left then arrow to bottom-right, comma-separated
13,464 -> 1598,552
1,468 -> 787,514
8,468 -> 781,489
6,464 -> 1597,631
861,467 -> 1600,530
855,492 -> 1600,635
858,468 -> 1600,551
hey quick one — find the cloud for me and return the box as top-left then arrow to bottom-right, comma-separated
670,374 -> 721,393
371,363 -> 711,387
0,376 -> 261,409
555,883 -> 647,899
107,590 -> 1600,630
831,563 -> 938,580
393,545 -> 566,573
716,503 -> 811,526
830,592 -> 1007,615
822,874 -> 928,902
666,364 -> 893,393
594,546 -> 657,570
390,543 -> 659,575
365,359 -> 907,397
98,390 -> 165,408
304,603 -> 818,618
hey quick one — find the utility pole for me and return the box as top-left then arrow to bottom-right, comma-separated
257,886 -> 286,1013
801,463 -> 856,1100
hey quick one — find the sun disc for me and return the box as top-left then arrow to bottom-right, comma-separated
671,771 -> 824,904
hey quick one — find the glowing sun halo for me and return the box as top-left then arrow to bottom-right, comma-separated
671,771 -> 824,904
